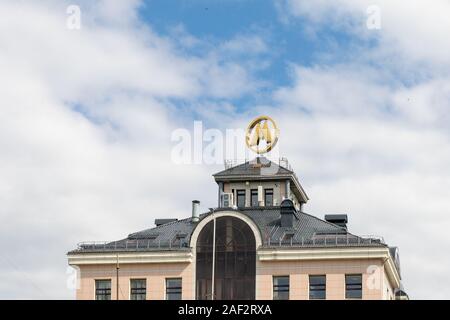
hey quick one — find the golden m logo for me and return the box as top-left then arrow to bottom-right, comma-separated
245,116 -> 279,154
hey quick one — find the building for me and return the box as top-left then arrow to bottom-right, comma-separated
67,156 -> 407,300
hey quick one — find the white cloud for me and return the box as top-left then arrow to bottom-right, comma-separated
274,65 -> 393,117
1,0 -> 449,300
0,0 -> 255,299
279,0 -> 450,69
272,0 -> 450,299
270,63 -> 450,299
221,35 -> 268,55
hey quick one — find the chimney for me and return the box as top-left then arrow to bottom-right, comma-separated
280,199 -> 296,227
324,214 -> 348,230
192,200 -> 200,223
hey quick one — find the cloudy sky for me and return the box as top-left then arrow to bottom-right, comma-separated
0,0 -> 449,299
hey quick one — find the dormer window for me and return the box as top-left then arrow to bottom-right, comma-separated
282,232 -> 295,243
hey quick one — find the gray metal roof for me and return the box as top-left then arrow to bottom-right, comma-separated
69,207 -> 385,254
213,157 -> 293,178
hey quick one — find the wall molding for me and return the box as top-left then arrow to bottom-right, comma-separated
67,250 -> 193,265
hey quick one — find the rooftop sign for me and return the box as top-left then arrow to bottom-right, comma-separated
245,116 -> 279,154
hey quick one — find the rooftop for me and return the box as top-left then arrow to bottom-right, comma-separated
69,207 -> 386,254
68,155 -> 402,278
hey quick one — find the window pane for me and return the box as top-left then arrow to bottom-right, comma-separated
250,189 -> 258,207
166,278 -> 182,300
273,276 -> 289,300
346,274 -> 362,284
264,189 -> 273,206
274,276 -> 289,286
309,275 -> 326,300
95,280 -> 111,300
345,274 -> 362,299
237,190 -> 246,207
130,279 -> 146,300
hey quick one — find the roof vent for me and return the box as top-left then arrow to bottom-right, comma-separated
324,214 -> 348,230
154,218 -> 178,227
280,199 -> 296,227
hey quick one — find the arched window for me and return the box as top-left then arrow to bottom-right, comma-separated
196,216 -> 256,300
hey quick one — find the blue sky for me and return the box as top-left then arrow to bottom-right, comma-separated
136,0 -> 395,119
139,0 -> 362,103
0,0 -> 450,300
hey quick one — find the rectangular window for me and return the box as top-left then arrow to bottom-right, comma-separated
250,189 -> 258,207
346,274 -> 362,299
95,279 -> 111,300
309,275 -> 326,300
166,278 -> 182,300
236,189 -> 246,208
264,189 -> 274,206
273,276 -> 289,300
130,279 -> 146,300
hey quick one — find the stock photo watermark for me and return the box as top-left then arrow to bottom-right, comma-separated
66,266 -> 80,291
366,264 -> 382,290
171,117 -> 281,174
66,4 -> 81,30
366,5 -> 381,30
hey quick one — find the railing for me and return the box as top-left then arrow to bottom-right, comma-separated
265,234 -> 385,247
75,234 -> 385,252
76,239 -> 188,251
278,157 -> 293,171
224,158 -> 248,169
223,157 -> 295,171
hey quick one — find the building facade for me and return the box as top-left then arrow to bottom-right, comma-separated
67,157 -> 407,300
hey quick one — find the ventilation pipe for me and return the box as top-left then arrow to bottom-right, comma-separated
192,200 -> 200,223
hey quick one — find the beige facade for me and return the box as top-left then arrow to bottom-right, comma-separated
223,181 -> 286,207
75,262 -> 194,300
255,259 -> 392,300
71,250 -> 397,300
221,180 -> 304,210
